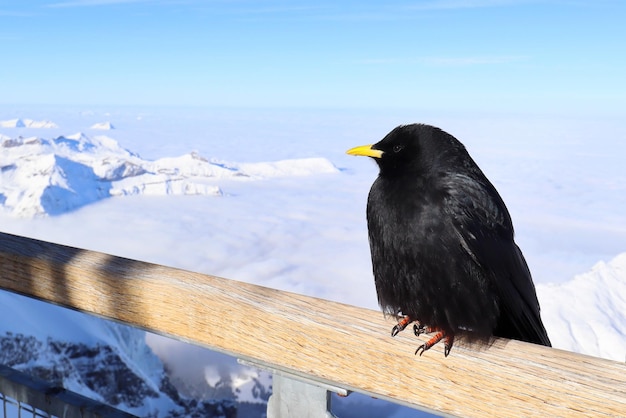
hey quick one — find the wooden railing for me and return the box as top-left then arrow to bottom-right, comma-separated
0,231 -> 624,417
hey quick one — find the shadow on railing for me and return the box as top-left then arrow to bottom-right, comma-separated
0,231 -> 625,418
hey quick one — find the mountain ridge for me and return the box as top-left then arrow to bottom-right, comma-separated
0,132 -> 338,217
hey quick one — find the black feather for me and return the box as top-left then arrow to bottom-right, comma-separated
361,124 -> 550,347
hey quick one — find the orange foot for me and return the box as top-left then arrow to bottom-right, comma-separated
391,316 -> 455,357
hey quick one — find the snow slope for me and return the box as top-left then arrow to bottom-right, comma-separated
539,252 -> 626,361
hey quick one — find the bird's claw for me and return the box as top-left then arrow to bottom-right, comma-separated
415,344 -> 427,356
415,342 -> 451,357
413,323 -> 426,336
391,315 -> 412,337
391,324 -> 401,337
413,330 -> 454,357
443,334 -> 454,357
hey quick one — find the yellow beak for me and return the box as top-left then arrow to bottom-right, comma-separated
346,144 -> 383,159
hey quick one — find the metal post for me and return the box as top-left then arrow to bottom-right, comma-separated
238,359 -> 346,418
266,373 -> 337,418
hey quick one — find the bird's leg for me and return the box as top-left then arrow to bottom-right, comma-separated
392,317 -> 456,356
415,331 -> 455,357
391,315 -> 413,337
392,316 -> 429,338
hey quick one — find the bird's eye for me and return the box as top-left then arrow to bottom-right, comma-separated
393,144 -> 404,153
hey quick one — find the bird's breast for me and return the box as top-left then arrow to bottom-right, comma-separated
365,176 -> 493,332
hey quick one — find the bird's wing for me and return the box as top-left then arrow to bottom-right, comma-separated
442,173 -> 551,346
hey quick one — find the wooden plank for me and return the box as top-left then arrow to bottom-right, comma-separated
0,231 -> 624,417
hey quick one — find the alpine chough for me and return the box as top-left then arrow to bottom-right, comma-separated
347,124 -> 551,356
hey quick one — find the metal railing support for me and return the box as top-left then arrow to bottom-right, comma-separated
239,359 -> 344,418
0,364 -> 136,418
267,374 -> 336,418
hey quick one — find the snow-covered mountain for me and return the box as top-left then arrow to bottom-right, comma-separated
90,121 -> 115,130
539,252 -> 626,361
0,289 -> 270,417
0,132 -> 338,217
0,118 -> 59,128
0,333 -> 239,417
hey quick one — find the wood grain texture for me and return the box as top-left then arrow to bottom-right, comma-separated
1,232 -> 624,417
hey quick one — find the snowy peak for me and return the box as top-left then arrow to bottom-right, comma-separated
1,154 -> 108,217
539,252 -> 626,361
51,133 -> 133,156
90,121 -> 115,130
0,118 -> 59,128
0,132 -> 339,217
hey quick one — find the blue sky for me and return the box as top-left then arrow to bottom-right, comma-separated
1,0 -> 624,114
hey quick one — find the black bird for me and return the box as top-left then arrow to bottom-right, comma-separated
347,124 -> 551,356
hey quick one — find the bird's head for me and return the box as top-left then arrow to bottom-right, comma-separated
347,124 -> 457,177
